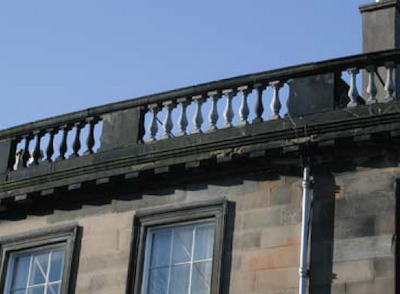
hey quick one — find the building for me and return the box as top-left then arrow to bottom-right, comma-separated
0,1 -> 399,293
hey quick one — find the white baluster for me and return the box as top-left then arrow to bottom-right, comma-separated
253,84 -> 265,123
347,68 -> 360,108
270,81 -> 283,119
161,101 -> 176,139
192,95 -> 205,134
176,98 -> 190,136
20,135 -> 33,168
222,89 -> 236,128
147,104 -> 160,142
366,66 -> 377,105
207,91 -> 220,132
238,86 -> 252,126
384,62 -> 395,103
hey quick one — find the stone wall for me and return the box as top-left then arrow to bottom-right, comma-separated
310,168 -> 396,294
0,166 -> 396,294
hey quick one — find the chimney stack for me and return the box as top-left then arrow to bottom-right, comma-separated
360,0 -> 400,53
360,0 -> 400,101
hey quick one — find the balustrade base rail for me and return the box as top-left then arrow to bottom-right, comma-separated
1,101 -> 400,202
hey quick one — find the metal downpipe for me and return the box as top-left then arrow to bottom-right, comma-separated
299,165 -> 311,294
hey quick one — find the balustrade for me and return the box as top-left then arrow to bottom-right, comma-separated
141,83 -> 284,141
9,117 -> 101,171
140,55 -> 400,142
3,49 -> 400,171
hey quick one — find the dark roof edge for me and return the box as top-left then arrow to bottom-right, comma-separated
359,0 -> 399,13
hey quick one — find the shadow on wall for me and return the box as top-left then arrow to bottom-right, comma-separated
309,169 -> 338,294
222,201 -> 236,294
0,164 -> 281,222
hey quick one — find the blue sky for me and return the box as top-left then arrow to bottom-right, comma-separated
0,0 -> 372,129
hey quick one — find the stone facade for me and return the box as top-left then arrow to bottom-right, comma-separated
0,2 -> 399,294
0,157 -> 396,294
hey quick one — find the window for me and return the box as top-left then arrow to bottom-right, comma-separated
0,225 -> 79,294
128,199 -> 227,294
5,246 -> 66,294
143,221 -> 215,294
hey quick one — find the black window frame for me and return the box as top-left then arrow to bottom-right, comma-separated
0,224 -> 80,294
127,198 -> 228,294
396,180 -> 400,294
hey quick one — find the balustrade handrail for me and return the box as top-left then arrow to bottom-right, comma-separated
2,48 -> 400,140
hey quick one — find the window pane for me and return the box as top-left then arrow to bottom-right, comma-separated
147,268 -> 168,294
193,225 -> 214,260
49,250 -> 65,282
47,283 -> 60,294
150,230 -> 172,268
11,255 -> 30,290
191,261 -> 212,294
169,264 -> 190,294
27,286 -> 45,294
172,226 -> 193,264
29,253 -> 49,285
10,290 -> 25,294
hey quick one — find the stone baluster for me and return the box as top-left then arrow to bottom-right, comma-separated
147,104 -> 160,142
161,101 -> 176,139
19,135 -> 33,168
384,62 -> 395,102
270,81 -> 283,119
176,98 -> 190,137
70,122 -> 84,158
366,66 -> 377,105
206,91 -> 220,132
192,95 -> 206,134
347,68 -> 360,108
15,149 -> 23,170
56,125 -> 71,161
222,89 -> 236,128
32,130 -> 43,165
253,84 -> 265,123
84,117 -> 97,155
9,137 -> 20,170
45,127 -> 58,162
238,86 -> 252,126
